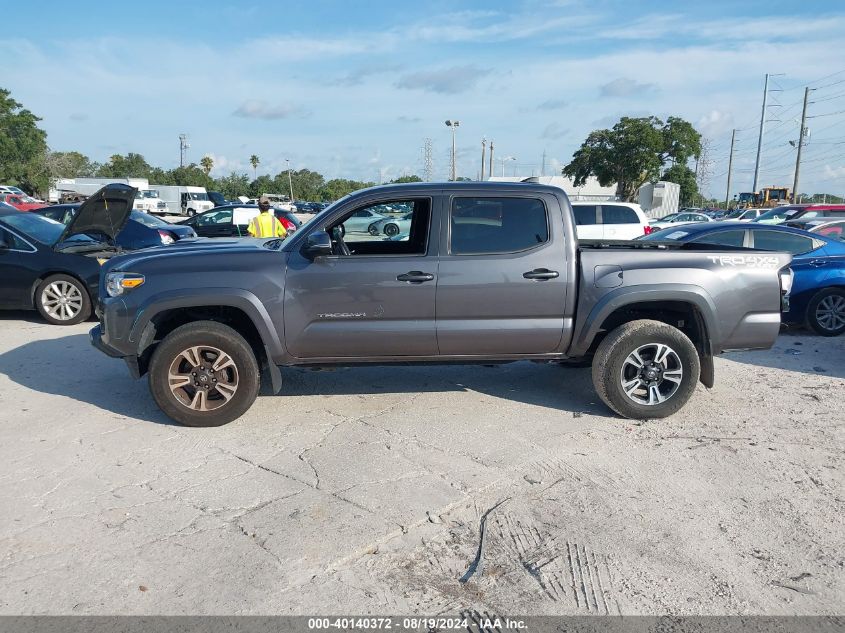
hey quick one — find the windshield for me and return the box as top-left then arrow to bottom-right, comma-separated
143,190 -> 159,198
188,192 -> 209,201
1,212 -> 66,245
130,210 -> 169,228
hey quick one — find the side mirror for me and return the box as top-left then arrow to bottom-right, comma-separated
302,231 -> 333,258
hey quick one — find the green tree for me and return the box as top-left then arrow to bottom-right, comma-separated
319,179 -> 374,201
165,164 -> 215,189
250,154 -> 260,179
563,116 -> 701,201
273,168 -> 325,201
391,175 -> 423,183
200,155 -> 214,176
215,172 -> 251,200
0,88 -> 49,195
249,174 -> 275,198
96,152 -> 152,178
44,150 -> 99,180
661,164 -> 698,205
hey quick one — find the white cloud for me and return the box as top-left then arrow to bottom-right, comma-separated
697,110 -> 735,139
396,65 -> 491,94
599,78 -> 657,98
232,101 -> 310,120
823,165 -> 845,180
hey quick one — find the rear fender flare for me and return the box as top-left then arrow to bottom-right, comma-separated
570,285 -> 720,358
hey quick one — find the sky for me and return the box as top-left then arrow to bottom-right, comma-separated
2,0 -> 845,199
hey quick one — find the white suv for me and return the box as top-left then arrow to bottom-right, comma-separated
571,202 -> 651,240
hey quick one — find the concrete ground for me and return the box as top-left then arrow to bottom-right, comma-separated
0,313 -> 841,615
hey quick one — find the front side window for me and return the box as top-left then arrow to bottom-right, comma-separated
451,197 -> 548,255
327,198 -> 430,256
601,205 -> 640,224
198,210 -> 232,226
752,230 -> 816,255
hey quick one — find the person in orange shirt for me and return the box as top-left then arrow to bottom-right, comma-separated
247,196 -> 287,238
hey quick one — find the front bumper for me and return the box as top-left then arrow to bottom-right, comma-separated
90,324 -> 122,358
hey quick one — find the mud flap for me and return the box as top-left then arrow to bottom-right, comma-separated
259,345 -> 284,395
699,352 -> 715,388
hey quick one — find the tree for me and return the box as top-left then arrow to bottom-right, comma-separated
200,155 -> 214,176
563,116 -> 701,201
273,168 -> 325,201
249,174 -> 275,198
661,164 -> 698,205
390,175 -> 423,183
216,172 -> 251,200
96,152 -> 152,178
44,150 -> 98,180
0,87 -> 49,195
319,178 -> 375,201
250,154 -> 260,179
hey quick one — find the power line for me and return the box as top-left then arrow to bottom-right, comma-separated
808,108 -> 845,119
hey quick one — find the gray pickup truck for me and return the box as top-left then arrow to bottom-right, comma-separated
90,182 -> 793,427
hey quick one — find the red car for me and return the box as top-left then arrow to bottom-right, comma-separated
0,193 -> 45,211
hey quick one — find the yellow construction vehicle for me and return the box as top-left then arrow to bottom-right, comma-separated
735,186 -> 792,208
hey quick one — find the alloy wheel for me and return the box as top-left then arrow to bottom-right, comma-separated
167,345 -> 239,412
815,295 -> 845,332
619,343 -> 684,406
40,281 -> 83,322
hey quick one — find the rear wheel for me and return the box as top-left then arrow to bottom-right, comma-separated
368,224 -> 380,236
35,274 -> 91,325
148,321 -> 260,426
592,319 -> 700,419
806,288 -> 845,336
384,223 -> 400,237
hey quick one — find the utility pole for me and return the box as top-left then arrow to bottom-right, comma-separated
541,149 -> 547,177
445,120 -> 460,181
179,134 -> 189,168
422,138 -> 433,182
725,129 -> 736,209
488,141 -> 494,179
480,138 -> 487,181
792,87 -> 811,204
752,73 -> 769,193
285,159 -> 294,201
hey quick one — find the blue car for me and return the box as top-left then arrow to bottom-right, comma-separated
35,204 -> 196,250
643,222 -> 845,336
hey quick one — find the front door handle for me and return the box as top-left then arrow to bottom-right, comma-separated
809,259 -> 828,267
523,268 -> 559,280
397,271 -> 434,283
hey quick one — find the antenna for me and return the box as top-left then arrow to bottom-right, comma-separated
179,134 -> 189,168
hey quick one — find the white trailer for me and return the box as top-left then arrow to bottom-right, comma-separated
638,181 -> 680,219
152,185 -> 214,216
50,177 -> 170,213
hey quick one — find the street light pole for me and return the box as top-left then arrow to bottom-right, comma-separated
285,159 -> 294,202
445,120 -> 460,180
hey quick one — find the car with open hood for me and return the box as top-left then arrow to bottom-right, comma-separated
0,183 -> 134,325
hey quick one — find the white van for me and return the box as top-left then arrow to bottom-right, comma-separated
571,202 -> 652,240
153,185 -> 214,216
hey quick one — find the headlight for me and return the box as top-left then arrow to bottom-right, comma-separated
106,272 -> 145,297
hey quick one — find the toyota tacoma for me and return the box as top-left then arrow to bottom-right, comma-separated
91,182 -> 793,426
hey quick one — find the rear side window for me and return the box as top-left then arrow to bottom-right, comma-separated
690,230 -> 745,247
601,205 -> 640,224
451,197 -> 549,255
752,230 -> 816,255
0,227 -> 30,250
571,204 -> 598,226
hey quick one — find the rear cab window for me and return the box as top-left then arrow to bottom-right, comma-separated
600,204 -> 641,224
450,197 -> 549,255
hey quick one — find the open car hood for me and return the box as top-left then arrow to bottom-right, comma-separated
60,183 -> 135,242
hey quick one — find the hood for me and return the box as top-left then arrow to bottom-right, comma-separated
60,183 -> 135,242
107,237 -> 280,271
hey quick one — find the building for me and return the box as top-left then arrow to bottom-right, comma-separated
638,181 -> 680,219
486,176 -> 617,201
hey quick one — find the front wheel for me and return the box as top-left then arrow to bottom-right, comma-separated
148,321 -> 260,426
384,223 -> 400,237
591,319 -> 700,419
806,288 -> 845,336
35,274 -> 91,325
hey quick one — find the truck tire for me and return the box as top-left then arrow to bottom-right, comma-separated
806,288 -> 845,337
35,274 -> 91,325
591,319 -> 700,419
148,321 -> 260,427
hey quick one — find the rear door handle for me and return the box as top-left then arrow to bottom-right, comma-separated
523,268 -> 559,280
397,271 -> 434,283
